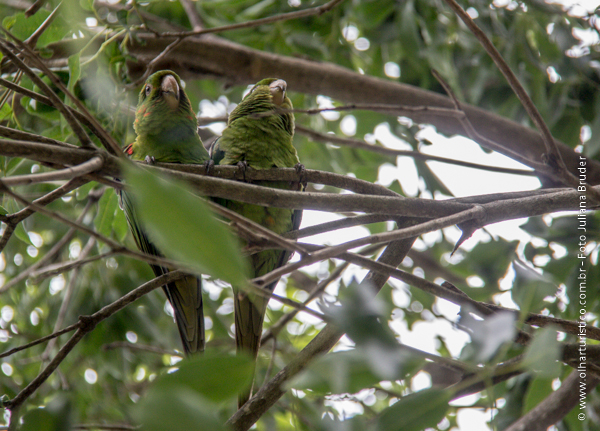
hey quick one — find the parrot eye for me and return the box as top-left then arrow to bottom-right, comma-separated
145,85 -> 152,97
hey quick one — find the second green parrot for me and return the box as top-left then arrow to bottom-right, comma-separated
119,70 -> 209,355
210,78 -> 302,406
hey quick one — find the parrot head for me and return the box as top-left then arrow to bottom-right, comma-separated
228,78 -> 294,136
133,70 -> 197,137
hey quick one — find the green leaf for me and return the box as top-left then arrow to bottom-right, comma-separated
458,306 -> 516,363
67,53 -> 81,95
122,163 -> 250,285
138,387 -> 227,431
3,11 -> 69,48
523,376 -> 553,413
511,260 -> 558,313
152,353 -> 254,403
15,222 -> 33,246
95,188 -> 119,240
20,395 -> 72,431
0,103 -> 12,122
0,205 -> 7,216
376,388 -> 451,431
113,206 -> 129,243
76,182 -> 95,200
291,349 -> 421,395
522,326 -> 561,377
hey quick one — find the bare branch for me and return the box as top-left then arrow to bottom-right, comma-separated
0,178 -> 88,254
160,0 -> 346,37
0,191 -> 100,293
295,124 -> 538,177
125,37 -> 184,89
227,238 -> 415,430
2,156 -> 104,186
179,0 -> 203,30
441,0 -> 600,203
30,251 -> 115,282
0,77 -> 118,152
4,270 -> 187,412
0,125 -> 76,148
0,37 -> 93,147
3,34 -> 124,156
42,236 -> 96,359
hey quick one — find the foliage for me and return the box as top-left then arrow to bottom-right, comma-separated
0,0 -> 598,430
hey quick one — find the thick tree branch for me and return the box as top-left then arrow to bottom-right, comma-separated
44,33 -> 600,182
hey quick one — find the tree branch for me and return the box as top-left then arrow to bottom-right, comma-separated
227,237 -> 416,430
504,371 -> 599,431
159,0 -> 346,37
2,156 -> 103,186
46,31 -> 597,183
295,124 -> 538,177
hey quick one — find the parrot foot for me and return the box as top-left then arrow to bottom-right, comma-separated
236,160 -> 249,181
144,155 -> 156,165
294,163 -> 307,190
204,159 -> 215,175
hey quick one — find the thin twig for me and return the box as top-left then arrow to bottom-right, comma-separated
2,156 -> 104,186
0,178 -> 88,254
0,191 -> 100,293
179,0 -> 203,31
441,0 -> 600,203
42,236 -> 96,360
2,34 -> 123,155
0,77 -> 115,151
24,2 -> 60,42
261,260 -> 349,345
295,124 -> 537,176
0,181 -> 185,270
0,125 -> 76,148
31,251 -> 115,282
4,271 -> 186,412
159,0 -> 347,37
125,37 -> 183,89
0,271 -> 185,360
206,199 -> 310,256
0,38 -> 93,147
252,206 -> 484,287
286,214 -> 394,240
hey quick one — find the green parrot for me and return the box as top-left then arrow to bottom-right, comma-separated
210,78 -> 302,406
119,70 -> 209,355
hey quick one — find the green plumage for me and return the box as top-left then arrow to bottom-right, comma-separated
210,78 -> 302,406
119,70 -> 209,355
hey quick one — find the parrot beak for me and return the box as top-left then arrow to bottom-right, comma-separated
161,74 -> 180,110
269,79 -> 287,106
